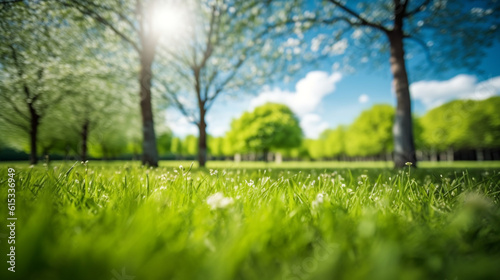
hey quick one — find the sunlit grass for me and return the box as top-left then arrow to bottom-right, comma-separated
0,161 -> 499,279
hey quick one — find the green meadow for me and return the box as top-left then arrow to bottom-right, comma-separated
1,161 -> 499,280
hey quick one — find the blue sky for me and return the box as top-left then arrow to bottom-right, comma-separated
165,39 -> 500,139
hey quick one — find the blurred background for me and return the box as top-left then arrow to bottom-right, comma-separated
1,0 -> 499,166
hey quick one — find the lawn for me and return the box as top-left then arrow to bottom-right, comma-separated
1,161 -> 499,280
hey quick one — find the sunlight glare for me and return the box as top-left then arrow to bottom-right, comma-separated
152,4 -> 188,38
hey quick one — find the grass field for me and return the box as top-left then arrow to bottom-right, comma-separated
1,161 -> 499,280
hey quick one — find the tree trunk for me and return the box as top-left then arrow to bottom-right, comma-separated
81,119 -> 89,162
387,28 -> 417,168
447,147 -> 454,162
476,148 -> 484,161
275,152 -> 282,164
263,148 -> 269,162
139,49 -> 159,167
28,105 -> 39,165
198,109 -> 207,168
430,148 -> 438,162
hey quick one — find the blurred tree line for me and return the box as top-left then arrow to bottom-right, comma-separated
3,97 -> 498,162
303,96 -> 500,161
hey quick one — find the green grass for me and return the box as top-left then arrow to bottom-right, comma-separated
1,161 -> 499,280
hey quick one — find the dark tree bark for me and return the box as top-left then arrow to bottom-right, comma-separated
195,67 -> 208,167
387,31 -> 417,167
80,119 -> 89,162
198,113 -> 207,168
139,51 -> 159,167
28,105 -> 39,165
263,148 -> 269,163
386,1 -> 417,168
138,2 -> 160,167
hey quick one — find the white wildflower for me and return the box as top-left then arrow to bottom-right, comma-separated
206,192 -> 234,210
312,193 -> 324,208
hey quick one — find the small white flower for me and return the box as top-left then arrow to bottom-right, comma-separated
206,192 -> 234,210
316,193 -> 324,203
246,180 -> 254,187
312,193 -> 324,208
179,164 -> 184,170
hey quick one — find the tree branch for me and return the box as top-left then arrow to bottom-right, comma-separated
403,34 -> 432,65
67,0 -> 140,53
0,113 -> 28,132
405,0 -> 431,17
0,93 -> 30,121
0,0 -> 23,5
328,0 -> 389,32
159,82 -> 198,125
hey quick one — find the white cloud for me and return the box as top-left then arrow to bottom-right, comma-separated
300,114 -> 329,138
250,71 -> 342,116
165,110 -> 198,137
410,74 -> 500,108
249,70 -> 342,139
358,94 -> 369,103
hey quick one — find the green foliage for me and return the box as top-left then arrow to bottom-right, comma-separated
1,162 -> 499,280
321,126 -> 347,158
468,96 -> 500,149
305,139 -> 324,160
209,136 -> 224,157
157,132 -> 173,156
419,97 -> 500,151
170,137 -> 183,156
345,104 -> 394,156
183,135 -> 198,156
228,103 -> 303,154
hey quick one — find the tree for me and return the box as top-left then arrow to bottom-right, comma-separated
420,97 -> 500,160
183,135 -> 198,156
170,137 -> 182,158
60,0 -> 178,166
228,103 -> 302,161
157,0 -> 300,167
305,139 -> 324,160
321,126 -> 347,159
157,131 -> 173,156
290,0 -> 500,167
0,2 -> 87,164
420,100 -> 471,154
345,105 -> 394,157
468,96 -> 500,150
208,136 -> 224,158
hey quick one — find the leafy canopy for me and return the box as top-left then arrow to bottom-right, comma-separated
228,103 -> 303,153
